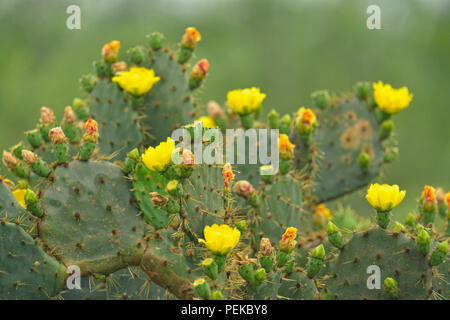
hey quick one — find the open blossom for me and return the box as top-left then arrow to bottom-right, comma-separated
181,27 -> 201,49
278,134 -> 295,160
112,67 -> 160,96
195,116 -> 216,128
102,40 -> 120,63
373,81 -> 413,115
227,87 -> 266,115
142,137 -> 176,172
40,107 -> 55,124
445,192 -> 450,208
198,224 -> 241,256
12,189 -> 27,209
222,163 -> 235,192
49,127 -> 67,144
296,107 -> 317,135
366,183 -> 406,212
63,106 -> 76,124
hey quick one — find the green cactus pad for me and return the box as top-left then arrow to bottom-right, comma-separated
88,79 -> 142,160
294,96 -> 385,203
325,228 -> 432,300
250,174 -> 309,249
278,270 -> 318,299
0,221 -> 66,299
182,164 -> 225,240
133,163 -> 172,229
60,267 -> 172,300
39,160 -> 145,275
139,49 -> 197,146
432,258 -> 449,300
247,270 -> 282,300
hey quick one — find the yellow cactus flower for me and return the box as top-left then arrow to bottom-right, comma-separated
315,204 -> 331,219
198,224 -> 241,256
13,189 -> 27,209
181,27 -> 202,48
445,192 -> 450,208
366,183 -> 406,212
195,116 -> 216,128
373,81 -> 413,115
112,67 -> 160,96
282,227 -> 297,241
227,87 -> 266,115
279,227 -> 298,253
142,137 -> 176,171
278,134 -> 295,159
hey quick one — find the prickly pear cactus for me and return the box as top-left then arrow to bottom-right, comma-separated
1,27 -> 446,301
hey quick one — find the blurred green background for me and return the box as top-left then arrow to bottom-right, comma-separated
0,0 -> 448,222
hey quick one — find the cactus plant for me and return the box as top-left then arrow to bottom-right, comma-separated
0,28 -> 447,301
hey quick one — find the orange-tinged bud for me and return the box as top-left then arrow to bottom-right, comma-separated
278,134 -> 295,160
181,149 -> 194,167
445,192 -> 450,208
181,27 -> 201,49
207,101 -> 224,118
111,61 -> 127,74
222,163 -> 235,192
21,150 -> 38,165
83,119 -> 99,143
40,107 -> 55,124
422,185 -> 436,204
49,127 -> 67,144
2,151 -> 19,169
102,40 -> 120,63
63,106 -> 76,124
233,180 -> 255,199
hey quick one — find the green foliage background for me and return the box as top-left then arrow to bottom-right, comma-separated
0,0 -> 448,221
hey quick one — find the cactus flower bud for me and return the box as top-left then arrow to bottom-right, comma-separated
202,258 -> 218,280
380,120 -> 394,140
358,151 -> 371,174
404,212 -> 416,228
233,180 -> 255,199
311,90 -> 330,109
62,106 -> 76,124
279,227 -> 297,254
355,81 -> 371,99
307,244 -> 326,278
192,59 -> 209,79
102,40 -> 120,63
383,277 -> 399,298
111,61 -> 127,75
259,238 -> 274,256
40,107 -> 55,125
296,107 -> 317,135
222,163 -> 235,193
393,221 -> 406,233
181,27 -> 201,49
235,220 -> 247,232
149,192 -> 168,207
278,134 -> 295,160
326,221 -> 345,249
209,290 -> 223,300
21,150 -> 38,165
148,32 -> 166,50
192,278 -> 210,300
2,151 -> 19,169
83,119 -> 99,143
417,229 -> 431,255
311,244 -> 326,260
49,127 -> 67,144
207,101 -> 224,119
254,268 -> 267,286
181,149 -> 194,167
430,240 -> 448,266
24,189 -> 43,217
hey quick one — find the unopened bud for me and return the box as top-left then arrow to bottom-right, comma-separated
2,151 -> 19,169
207,101 -> 224,118
102,40 -> 120,63
259,237 -> 274,256
40,107 -> 55,124
63,106 -> 76,124
21,150 -> 38,165
49,127 -> 67,144
233,180 -> 255,199
111,61 -> 127,74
